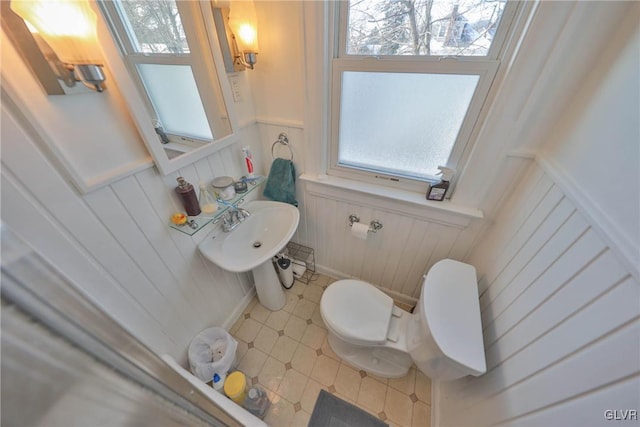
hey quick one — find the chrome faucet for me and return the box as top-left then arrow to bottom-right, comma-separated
220,205 -> 251,232
233,207 -> 251,222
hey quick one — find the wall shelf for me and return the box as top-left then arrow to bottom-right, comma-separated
169,177 -> 264,236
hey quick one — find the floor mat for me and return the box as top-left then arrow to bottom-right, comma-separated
308,390 -> 389,427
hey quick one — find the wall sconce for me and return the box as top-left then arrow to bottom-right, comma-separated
5,0 -> 106,93
228,1 -> 259,70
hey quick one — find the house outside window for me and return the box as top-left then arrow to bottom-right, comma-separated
329,0 -> 522,194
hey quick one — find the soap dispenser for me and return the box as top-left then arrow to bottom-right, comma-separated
175,177 -> 201,216
426,166 -> 455,201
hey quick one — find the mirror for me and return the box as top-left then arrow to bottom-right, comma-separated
98,1 -> 239,175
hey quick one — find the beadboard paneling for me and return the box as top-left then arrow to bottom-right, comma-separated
255,120 -> 488,302
256,122 -> 307,245
1,104 -> 258,363
437,162 -> 640,427
302,188 -> 475,300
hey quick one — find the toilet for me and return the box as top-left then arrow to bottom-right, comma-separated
320,259 -> 486,380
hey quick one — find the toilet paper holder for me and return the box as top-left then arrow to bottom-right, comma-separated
348,214 -> 383,233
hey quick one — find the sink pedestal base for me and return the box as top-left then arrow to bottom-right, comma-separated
252,260 -> 285,311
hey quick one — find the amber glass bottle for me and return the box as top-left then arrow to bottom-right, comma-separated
175,177 -> 201,216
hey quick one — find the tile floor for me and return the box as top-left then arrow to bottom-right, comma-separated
229,274 -> 432,427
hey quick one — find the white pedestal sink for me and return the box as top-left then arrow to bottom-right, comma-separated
198,200 -> 300,311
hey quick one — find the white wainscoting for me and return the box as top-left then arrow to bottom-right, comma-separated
1,104 -> 261,364
298,180 -> 484,302
254,120 -> 496,303
437,161 -> 640,427
255,121 -> 309,246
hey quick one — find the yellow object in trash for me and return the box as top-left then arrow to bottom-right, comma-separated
224,371 -> 247,404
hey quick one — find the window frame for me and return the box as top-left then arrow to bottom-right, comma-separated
328,0 -> 521,194
99,0 -> 230,148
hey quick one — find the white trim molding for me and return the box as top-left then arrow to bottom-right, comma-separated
301,173 -> 483,227
222,287 -> 257,332
536,154 -> 639,282
255,117 -> 304,130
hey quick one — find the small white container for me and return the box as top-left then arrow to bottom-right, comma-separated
212,176 -> 236,200
212,372 -> 226,393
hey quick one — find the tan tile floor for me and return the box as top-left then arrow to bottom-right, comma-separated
229,274 -> 432,427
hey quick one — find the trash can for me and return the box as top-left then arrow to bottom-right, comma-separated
276,256 -> 294,289
188,327 -> 238,383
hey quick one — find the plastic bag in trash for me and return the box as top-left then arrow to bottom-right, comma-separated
211,339 -> 226,362
188,327 -> 238,382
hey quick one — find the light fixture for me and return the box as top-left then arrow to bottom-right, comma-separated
8,0 -> 106,93
228,0 -> 259,70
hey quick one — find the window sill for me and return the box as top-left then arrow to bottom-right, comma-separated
299,174 -> 483,220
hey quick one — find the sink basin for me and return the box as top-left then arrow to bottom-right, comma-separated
199,200 -> 299,272
199,200 -> 299,311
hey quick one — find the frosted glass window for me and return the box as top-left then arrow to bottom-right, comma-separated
137,64 -> 213,140
338,71 -> 479,179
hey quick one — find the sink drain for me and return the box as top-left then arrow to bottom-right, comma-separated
252,241 -> 262,248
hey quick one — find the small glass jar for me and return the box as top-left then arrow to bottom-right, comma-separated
212,176 -> 236,200
234,180 -> 248,193
198,181 -> 218,216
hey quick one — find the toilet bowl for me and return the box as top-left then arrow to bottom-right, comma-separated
320,259 -> 486,380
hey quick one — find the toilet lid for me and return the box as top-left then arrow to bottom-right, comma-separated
422,259 -> 486,375
320,280 -> 393,345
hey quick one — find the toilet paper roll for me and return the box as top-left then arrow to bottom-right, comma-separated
351,222 -> 369,240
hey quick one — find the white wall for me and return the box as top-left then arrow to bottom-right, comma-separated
438,161 -> 639,427
541,19 -> 639,277
301,180 -> 483,302
253,1 -> 637,301
0,26 -> 152,193
436,9 -> 640,427
251,1 -> 305,125
1,100 -> 266,363
1,2 -> 268,363
2,0 -> 638,387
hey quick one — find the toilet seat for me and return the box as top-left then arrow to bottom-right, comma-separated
320,280 -> 394,346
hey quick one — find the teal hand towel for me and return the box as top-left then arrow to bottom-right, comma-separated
263,158 -> 298,207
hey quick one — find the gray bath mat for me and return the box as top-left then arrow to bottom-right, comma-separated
308,390 -> 389,427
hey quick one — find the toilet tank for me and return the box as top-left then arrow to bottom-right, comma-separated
406,259 -> 486,380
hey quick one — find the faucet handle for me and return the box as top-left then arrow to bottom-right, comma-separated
237,207 -> 251,219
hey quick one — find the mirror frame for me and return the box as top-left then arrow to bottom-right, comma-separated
97,1 -> 240,175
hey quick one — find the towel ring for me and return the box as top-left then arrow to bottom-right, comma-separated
271,133 -> 294,161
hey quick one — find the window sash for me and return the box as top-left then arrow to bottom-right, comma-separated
327,1 -> 518,193
329,58 -> 498,191
337,0 -> 520,60
99,1 -> 228,145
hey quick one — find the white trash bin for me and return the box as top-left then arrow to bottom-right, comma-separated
188,327 -> 238,383
276,256 -> 294,289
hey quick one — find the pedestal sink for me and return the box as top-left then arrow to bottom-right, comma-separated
198,200 -> 299,311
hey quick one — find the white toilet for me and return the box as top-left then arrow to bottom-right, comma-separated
320,259 -> 486,380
